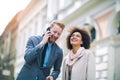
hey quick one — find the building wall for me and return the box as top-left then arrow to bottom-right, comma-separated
96,11 -> 112,39
0,26 -> 18,80
14,0 -> 48,79
1,0 -> 120,80
57,0 -> 120,80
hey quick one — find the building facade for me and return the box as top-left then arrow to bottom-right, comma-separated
0,0 -> 120,80
0,13 -> 19,80
58,0 -> 120,80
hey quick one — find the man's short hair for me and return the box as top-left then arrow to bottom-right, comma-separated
50,20 -> 65,29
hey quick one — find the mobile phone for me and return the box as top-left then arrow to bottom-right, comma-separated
42,27 -> 51,36
46,27 -> 50,31
46,27 -> 51,34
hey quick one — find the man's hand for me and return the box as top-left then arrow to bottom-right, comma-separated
39,31 -> 51,46
46,76 -> 53,80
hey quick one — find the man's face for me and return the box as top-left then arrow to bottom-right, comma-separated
49,24 -> 63,43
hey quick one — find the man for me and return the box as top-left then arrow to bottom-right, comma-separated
16,20 -> 65,80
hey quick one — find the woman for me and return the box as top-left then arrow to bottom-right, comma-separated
62,26 -> 96,80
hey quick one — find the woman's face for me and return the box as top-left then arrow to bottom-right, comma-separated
70,32 -> 82,47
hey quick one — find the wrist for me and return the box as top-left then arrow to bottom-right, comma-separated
39,42 -> 45,46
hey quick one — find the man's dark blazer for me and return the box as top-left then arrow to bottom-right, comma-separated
16,36 -> 63,80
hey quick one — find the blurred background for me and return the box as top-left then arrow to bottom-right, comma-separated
0,0 -> 120,80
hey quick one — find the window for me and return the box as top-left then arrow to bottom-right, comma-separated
84,23 -> 96,41
90,27 -> 96,41
118,21 -> 120,34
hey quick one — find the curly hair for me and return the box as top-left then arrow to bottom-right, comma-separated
66,27 -> 91,49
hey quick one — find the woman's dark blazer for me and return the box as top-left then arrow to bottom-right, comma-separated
16,36 -> 63,80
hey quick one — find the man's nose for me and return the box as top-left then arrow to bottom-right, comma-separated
54,33 -> 59,37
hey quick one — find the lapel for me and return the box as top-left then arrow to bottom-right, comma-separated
37,45 -> 45,67
37,36 -> 46,67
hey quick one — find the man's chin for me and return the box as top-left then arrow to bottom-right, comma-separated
49,38 -> 56,43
